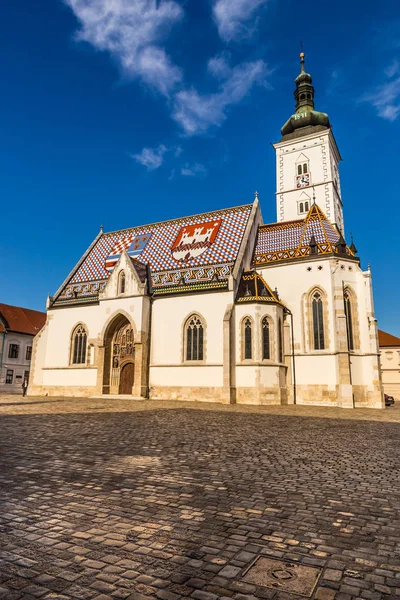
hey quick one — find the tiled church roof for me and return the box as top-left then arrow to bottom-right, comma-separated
53,204 -> 253,305
253,204 -> 355,265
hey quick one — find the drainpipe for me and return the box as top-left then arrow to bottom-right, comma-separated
0,331 -> 7,380
283,307 -> 296,405
146,265 -> 154,399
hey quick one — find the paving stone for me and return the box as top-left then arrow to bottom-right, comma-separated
2,396 -> 400,600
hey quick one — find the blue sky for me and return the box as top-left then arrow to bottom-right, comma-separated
1,0 -> 400,335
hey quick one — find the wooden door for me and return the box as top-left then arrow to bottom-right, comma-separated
119,363 -> 134,395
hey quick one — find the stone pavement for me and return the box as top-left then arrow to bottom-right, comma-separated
0,396 -> 400,600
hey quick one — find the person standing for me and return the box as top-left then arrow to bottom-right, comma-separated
22,378 -> 28,397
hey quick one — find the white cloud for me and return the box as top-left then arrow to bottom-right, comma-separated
132,144 -> 168,170
64,0 -> 183,96
363,74 -> 400,121
384,59 -> 400,79
212,0 -> 268,42
172,59 -> 269,135
181,162 -> 207,177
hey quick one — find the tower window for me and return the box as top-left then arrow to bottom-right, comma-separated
305,201 -> 309,211
303,163 -> 308,174
299,203 -> 304,213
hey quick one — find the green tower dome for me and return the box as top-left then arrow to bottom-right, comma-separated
281,53 -> 330,140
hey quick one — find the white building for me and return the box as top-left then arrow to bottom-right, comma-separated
379,330 -> 400,399
29,54 -> 384,408
0,303 -> 46,394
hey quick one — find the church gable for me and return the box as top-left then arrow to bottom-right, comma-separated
100,251 -> 148,300
52,203 -> 254,306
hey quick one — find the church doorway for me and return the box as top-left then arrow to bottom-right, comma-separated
102,315 -> 135,395
119,363 -> 135,395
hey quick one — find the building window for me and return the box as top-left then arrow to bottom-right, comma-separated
244,318 -> 252,360
344,290 -> 354,351
298,164 -> 302,175
6,369 -> 13,384
297,163 -> 309,175
299,202 -> 304,213
8,344 -> 19,359
118,271 -> 126,295
185,315 -> 204,361
26,346 -> 32,361
71,324 -> 87,364
312,291 -> 325,350
278,318 -> 283,362
303,163 -> 308,174
262,317 -> 271,360
305,201 -> 309,211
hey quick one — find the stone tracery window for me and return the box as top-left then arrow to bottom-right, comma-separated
185,315 -> 204,361
312,291 -> 325,350
71,324 -> 87,364
278,317 -> 283,362
262,317 -> 271,360
243,317 -> 253,360
118,271 -> 126,295
344,289 -> 354,351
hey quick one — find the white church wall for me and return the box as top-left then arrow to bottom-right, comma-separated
149,291 -> 232,401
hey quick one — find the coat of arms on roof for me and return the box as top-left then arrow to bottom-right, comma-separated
171,220 -> 221,263
105,234 -> 152,272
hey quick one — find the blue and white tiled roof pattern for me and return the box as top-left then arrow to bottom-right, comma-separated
70,205 -> 252,284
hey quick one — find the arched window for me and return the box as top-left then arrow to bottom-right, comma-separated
305,201 -> 309,211
118,271 -> 126,295
243,318 -> 253,359
303,163 -> 308,173
262,317 -> 271,360
344,290 -> 354,351
312,291 -> 325,350
299,202 -> 304,213
185,315 -> 204,361
298,164 -> 302,175
278,318 -> 283,362
72,324 -> 87,364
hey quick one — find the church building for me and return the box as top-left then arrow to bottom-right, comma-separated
29,54 -> 384,408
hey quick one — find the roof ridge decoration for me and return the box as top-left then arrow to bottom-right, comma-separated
254,203 -> 356,266
236,270 -> 284,305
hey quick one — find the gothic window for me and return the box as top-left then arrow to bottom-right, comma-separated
8,344 -> 19,359
185,315 -> 204,361
278,318 -> 283,362
243,318 -> 253,360
303,163 -> 308,174
262,317 -> 271,360
312,291 -> 325,350
344,290 -> 354,351
71,324 -> 87,364
298,164 -> 302,175
118,271 -> 126,295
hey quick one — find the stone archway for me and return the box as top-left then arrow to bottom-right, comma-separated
102,315 -> 135,395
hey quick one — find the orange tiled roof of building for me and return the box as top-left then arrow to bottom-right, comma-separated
0,303 -> 46,336
378,329 -> 400,347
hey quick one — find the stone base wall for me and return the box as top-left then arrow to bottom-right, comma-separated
382,383 -> 400,399
353,385 -> 384,409
235,386 -> 286,405
28,385 -> 98,398
149,386 -> 231,404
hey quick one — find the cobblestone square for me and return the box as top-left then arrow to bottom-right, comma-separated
1,396 -> 400,600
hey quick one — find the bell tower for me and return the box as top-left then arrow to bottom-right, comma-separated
273,53 -> 344,233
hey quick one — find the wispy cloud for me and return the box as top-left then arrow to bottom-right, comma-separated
212,0 -> 268,42
363,62 -> 400,121
64,0 -> 183,96
181,162 -> 207,177
132,144 -> 168,170
173,58 -> 269,135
